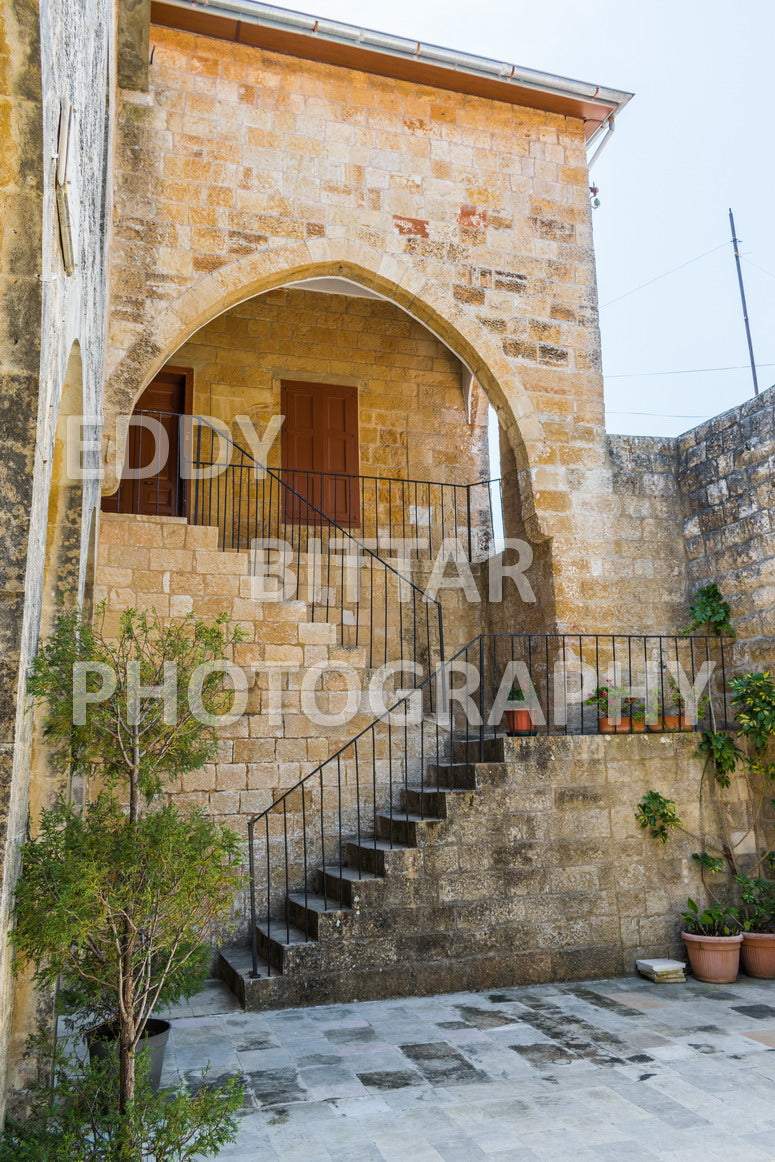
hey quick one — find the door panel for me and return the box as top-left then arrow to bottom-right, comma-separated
281,381 -> 359,526
102,370 -> 188,517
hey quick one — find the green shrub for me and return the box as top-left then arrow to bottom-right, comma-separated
0,1049 -> 242,1161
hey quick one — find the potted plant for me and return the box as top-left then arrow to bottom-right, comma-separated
680,898 -> 742,982
644,688 -> 663,732
628,697 -> 648,733
663,676 -> 691,731
504,681 -> 535,736
13,605 -> 245,1155
737,875 -> 775,979
662,676 -> 710,731
586,685 -> 633,733
0,1040 -> 242,1160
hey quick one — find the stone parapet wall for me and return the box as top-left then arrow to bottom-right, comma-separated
677,385 -> 775,669
605,386 -> 774,660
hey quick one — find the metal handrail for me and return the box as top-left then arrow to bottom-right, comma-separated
110,410 -> 500,562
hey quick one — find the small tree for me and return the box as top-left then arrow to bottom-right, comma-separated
13,797 -> 242,1109
27,605 -> 245,822
13,605 -> 247,1154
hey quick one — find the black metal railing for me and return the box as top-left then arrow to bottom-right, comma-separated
107,410 -> 445,675
107,410 -> 501,562
277,468 -> 500,563
246,632 -> 730,976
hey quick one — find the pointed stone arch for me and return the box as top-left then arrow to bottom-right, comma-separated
105,239 -> 549,538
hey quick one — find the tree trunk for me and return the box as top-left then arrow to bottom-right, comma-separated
118,925 -> 139,1156
130,723 -> 140,824
119,1029 -> 136,1115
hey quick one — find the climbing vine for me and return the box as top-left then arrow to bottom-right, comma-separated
684,582 -> 735,638
696,730 -> 742,788
635,792 -> 682,844
636,586 -> 774,894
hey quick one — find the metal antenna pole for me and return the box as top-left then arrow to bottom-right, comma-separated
729,208 -> 759,397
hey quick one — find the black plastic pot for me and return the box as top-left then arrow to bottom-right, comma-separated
88,1017 -> 171,1091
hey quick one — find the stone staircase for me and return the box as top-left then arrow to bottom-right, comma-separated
216,735 -> 549,1009
217,725 -> 714,1009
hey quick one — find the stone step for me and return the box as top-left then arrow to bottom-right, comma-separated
402,785 -> 471,816
217,943 -> 324,1011
344,836 -> 416,875
255,918 -> 316,971
374,811 -> 444,847
451,735 -> 505,763
286,891 -> 351,939
426,762 -> 478,789
316,864 -> 383,906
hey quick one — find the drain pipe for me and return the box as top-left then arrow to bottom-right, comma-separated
587,115 -> 615,170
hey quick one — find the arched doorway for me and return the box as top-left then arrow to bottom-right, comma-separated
104,279 -> 498,565
103,245 -> 547,532
102,248 -> 557,631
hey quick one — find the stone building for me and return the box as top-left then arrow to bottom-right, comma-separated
1,0 -> 772,1114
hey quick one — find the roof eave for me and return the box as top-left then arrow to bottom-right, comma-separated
149,0 -> 632,139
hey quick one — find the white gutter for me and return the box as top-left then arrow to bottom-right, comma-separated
158,0 -> 633,118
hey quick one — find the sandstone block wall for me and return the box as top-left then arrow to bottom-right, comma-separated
105,22 -> 641,635
677,385 -> 775,669
605,385 -> 774,663
606,434 -> 687,630
2,0 -> 112,1115
95,513 -> 387,834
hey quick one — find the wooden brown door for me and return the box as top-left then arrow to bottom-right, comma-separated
281,381 -> 359,526
102,370 -> 189,517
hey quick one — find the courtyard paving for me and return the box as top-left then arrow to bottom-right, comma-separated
160,974 -> 775,1161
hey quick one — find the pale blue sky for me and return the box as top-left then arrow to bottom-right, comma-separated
296,0 -> 775,436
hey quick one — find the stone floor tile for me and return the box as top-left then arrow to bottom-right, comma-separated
434,1141 -> 490,1162
600,990 -> 671,1011
161,974 -> 775,1160
740,1130 -> 775,1153
327,1145 -> 386,1162
370,1130 -> 446,1161
586,1141 -> 659,1160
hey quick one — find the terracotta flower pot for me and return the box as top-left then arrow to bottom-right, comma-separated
598,716 -> 632,734
663,714 -> 693,732
682,931 -> 742,983
505,708 -> 534,736
741,931 -> 775,979
647,716 -> 664,732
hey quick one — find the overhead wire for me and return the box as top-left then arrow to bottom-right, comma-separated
601,240 -> 774,420
606,360 -> 775,380
600,241 -> 729,308
742,255 -> 775,283
605,410 -> 710,418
